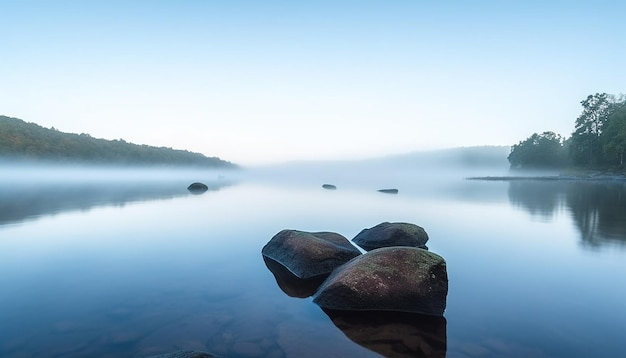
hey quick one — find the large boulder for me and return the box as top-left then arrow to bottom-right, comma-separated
261,230 -> 362,280
352,222 -> 429,251
312,247 -> 448,316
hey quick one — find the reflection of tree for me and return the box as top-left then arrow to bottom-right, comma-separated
507,181 -> 566,219
565,182 -> 626,248
507,180 -> 626,248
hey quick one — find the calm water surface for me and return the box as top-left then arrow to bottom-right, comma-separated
1,169 -> 625,358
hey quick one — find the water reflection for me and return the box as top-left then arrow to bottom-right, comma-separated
507,180 -> 626,248
322,309 -> 447,358
0,181 -> 232,226
262,256 -> 327,298
566,182 -> 626,248
508,181 -> 566,218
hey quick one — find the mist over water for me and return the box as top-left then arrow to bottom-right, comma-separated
243,146 -> 512,192
0,161 -> 239,226
0,160 -> 238,183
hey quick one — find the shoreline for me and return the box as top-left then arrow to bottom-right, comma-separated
467,173 -> 626,182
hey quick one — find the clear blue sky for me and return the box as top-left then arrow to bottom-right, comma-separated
2,1 -> 625,165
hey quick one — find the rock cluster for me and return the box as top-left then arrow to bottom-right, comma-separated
261,222 -> 448,317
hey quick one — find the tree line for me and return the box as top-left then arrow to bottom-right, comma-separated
0,115 -> 236,167
508,93 -> 626,169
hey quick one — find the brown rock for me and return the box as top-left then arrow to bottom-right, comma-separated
352,222 -> 429,251
261,230 -> 361,279
312,247 -> 448,316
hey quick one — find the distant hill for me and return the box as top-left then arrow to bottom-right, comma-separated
268,146 -> 511,170
0,115 -> 236,167
254,146 -> 512,186
376,145 -> 511,168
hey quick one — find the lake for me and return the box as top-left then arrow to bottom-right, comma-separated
1,166 -> 625,358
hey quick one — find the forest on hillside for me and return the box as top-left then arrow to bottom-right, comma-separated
0,115 -> 235,167
508,93 -> 626,170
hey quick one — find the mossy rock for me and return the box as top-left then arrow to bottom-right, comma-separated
352,222 -> 429,251
312,247 -> 448,316
262,230 -> 362,280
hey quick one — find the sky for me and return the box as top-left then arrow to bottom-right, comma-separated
1,1 -> 625,165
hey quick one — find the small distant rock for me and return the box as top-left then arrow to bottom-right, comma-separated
322,184 -> 337,190
187,182 -> 208,193
312,247 -> 448,316
262,230 -> 361,279
352,222 -> 429,251
377,188 -> 398,194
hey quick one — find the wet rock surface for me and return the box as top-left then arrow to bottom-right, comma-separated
261,230 -> 362,279
352,222 -> 429,251
312,247 -> 448,316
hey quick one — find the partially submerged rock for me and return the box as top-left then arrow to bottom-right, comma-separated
187,182 -> 208,194
262,230 -> 361,280
312,247 -> 448,316
352,222 -> 429,251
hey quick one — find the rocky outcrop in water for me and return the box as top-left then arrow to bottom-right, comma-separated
262,223 -> 448,318
261,230 -> 362,279
312,247 -> 448,316
352,222 -> 429,251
